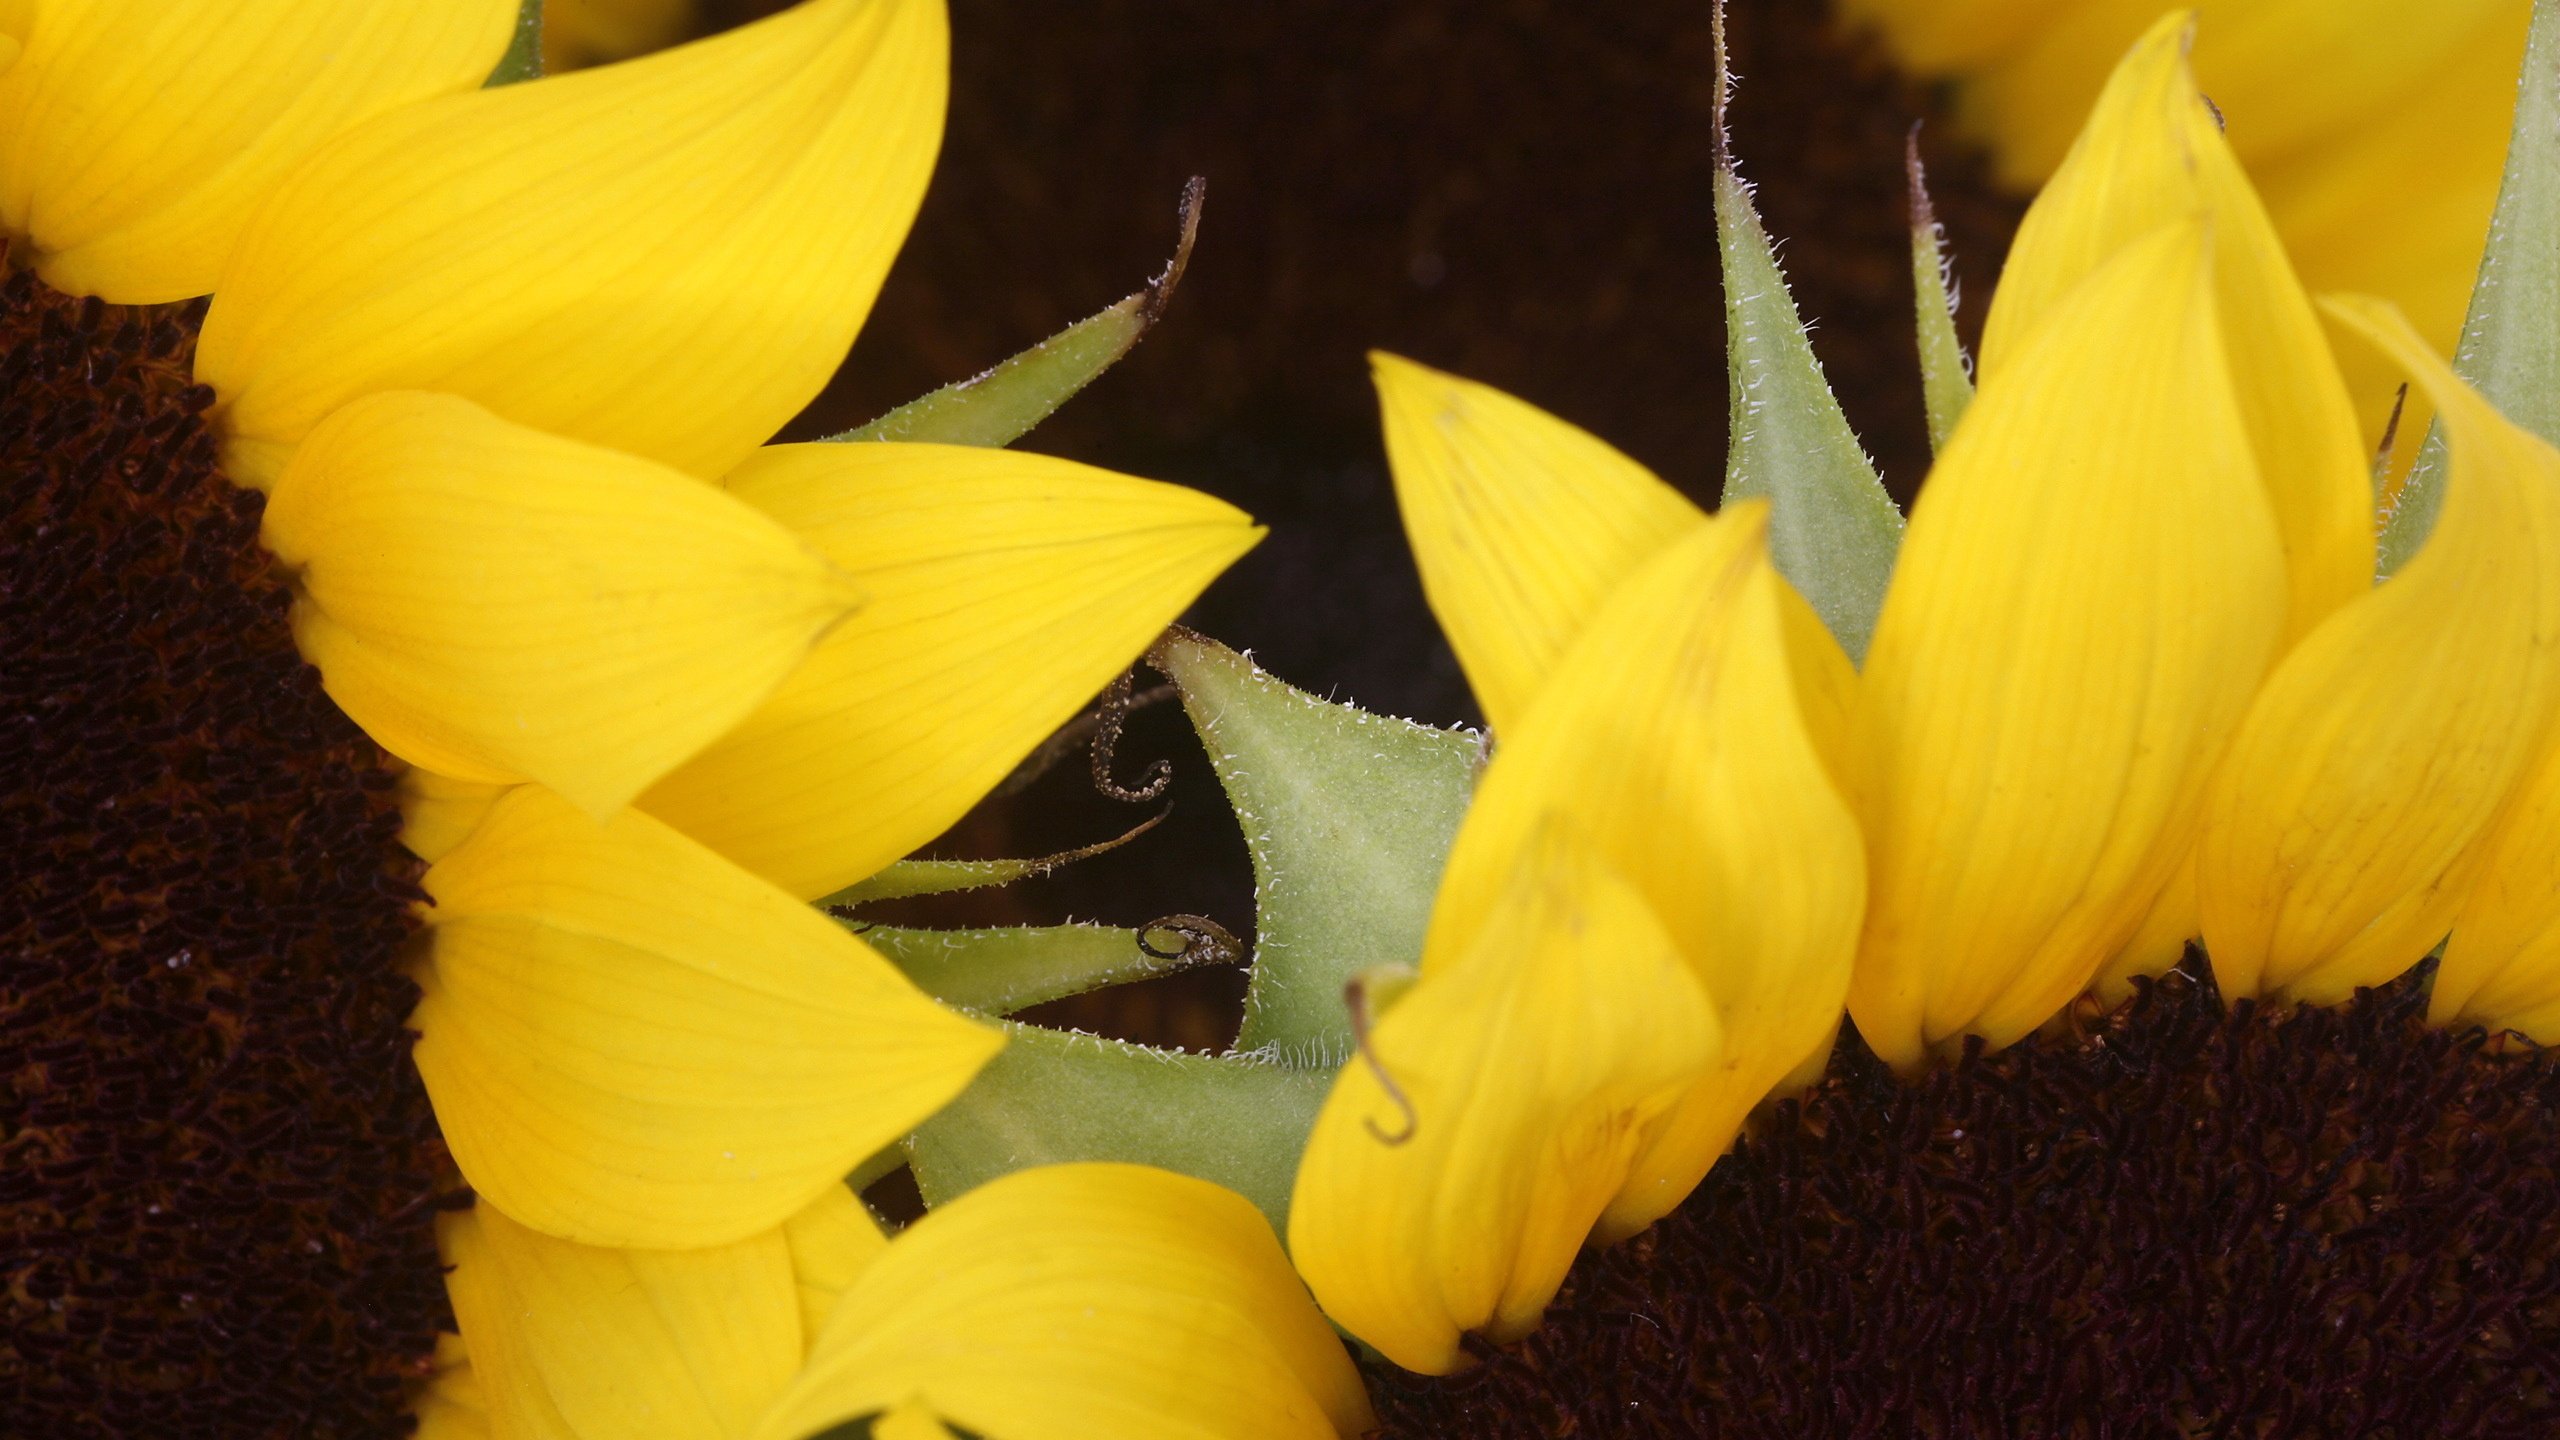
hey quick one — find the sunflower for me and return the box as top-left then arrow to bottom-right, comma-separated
1836,0 -> 2531,439
3,1 -> 1342,1434
1268,7 -> 2560,1432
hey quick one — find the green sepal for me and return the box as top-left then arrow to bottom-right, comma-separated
816,812 -> 1166,907
907,1023 -> 1331,1232
1151,628 -> 1482,1064
1906,129 -> 1975,455
827,178 -> 1203,448
855,920 -> 1239,1017
485,0 -> 544,87
2379,0 -> 2560,576
1711,47 -> 1904,661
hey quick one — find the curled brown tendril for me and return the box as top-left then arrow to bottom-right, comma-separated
998,680 -> 1177,798
1345,975 -> 1419,1147
1135,912 -> 1242,967
1091,667 -> 1175,802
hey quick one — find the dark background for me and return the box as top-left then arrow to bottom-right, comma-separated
706,0 -> 2027,1046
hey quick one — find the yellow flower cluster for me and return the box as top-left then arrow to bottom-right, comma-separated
1288,11 -> 2560,1378
1,2 -> 1371,1435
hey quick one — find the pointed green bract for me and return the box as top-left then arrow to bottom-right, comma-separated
829,294 -> 1151,447
2380,0 -> 2560,576
1152,629 -> 1483,1063
906,1023 -> 1332,1232
856,921 -> 1238,1016
829,178 -> 1204,449
485,0 -> 544,86
1715,153 -> 1904,662
1907,131 -> 1975,454
816,812 -> 1167,907
822,856 -> 1049,905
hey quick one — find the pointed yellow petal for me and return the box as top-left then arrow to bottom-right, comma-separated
195,0 -> 947,487
750,1164 -> 1375,1440
411,787 -> 1002,1249
1370,352 -> 1705,734
1287,820 -> 1717,1375
441,1204 -> 800,1440
1421,504 -> 1865,1238
1851,222 -> 2287,1071
0,0 -> 514,303
400,770 -> 510,865
1979,12 -> 2371,643
782,1182 -> 888,1352
638,442 -> 1258,900
262,393 -> 862,818
2199,298 -> 2560,1004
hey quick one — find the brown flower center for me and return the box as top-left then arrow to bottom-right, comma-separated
1,266 -> 448,1437
1367,958 -> 2560,1438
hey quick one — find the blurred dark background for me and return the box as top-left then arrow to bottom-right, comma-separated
701,0 -> 2027,1047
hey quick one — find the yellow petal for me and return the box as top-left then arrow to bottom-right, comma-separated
1370,351 -> 1705,734
412,1335 -> 492,1440
1420,503 -> 1865,1239
441,1204 -> 800,1440
1851,221 -> 2287,1071
1287,819 -> 1718,1375
1832,0 -> 2063,72
2436,734 -> 2560,1043
0,0 -> 514,303
638,442 -> 1258,900
750,1164 -> 1374,1440
870,1401 -> 960,1440
2090,858 -> 2199,1005
1979,12 -> 2371,644
400,770 -> 510,866
545,0 -> 695,71
195,0 -> 947,488
263,393 -> 862,818
1957,2 -> 2520,187
411,786 -> 1002,1249
2248,14 -> 2522,425
2199,298 -> 2560,1004
782,1182 -> 888,1352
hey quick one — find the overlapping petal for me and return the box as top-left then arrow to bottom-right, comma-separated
0,0 -> 515,303
637,441 -> 1259,900
2198,298 -> 2560,1004
1978,11 -> 2369,643
410,786 -> 1001,1249
749,1164 -> 1374,1440
399,770 -> 511,866
263,393 -> 861,819
1288,820 -> 1718,1375
782,1182 -> 888,1353
196,0 -> 947,487
2436,734 -> 2560,1045
1849,221 -> 2287,1071
1370,351 -> 1705,734
439,1202 -> 802,1440
1423,500 -> 1864,1239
